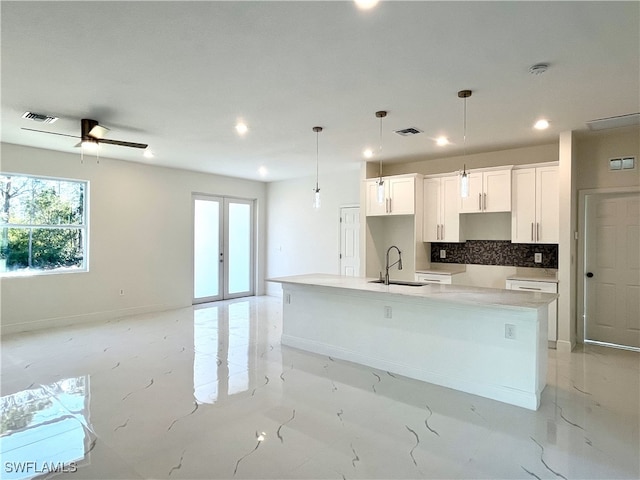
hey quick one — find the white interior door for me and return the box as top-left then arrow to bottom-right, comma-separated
584,192 -> 640,349
193,195 -> 254,304
340,207 -> 360,276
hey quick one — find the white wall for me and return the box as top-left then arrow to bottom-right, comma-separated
0,143 -> 267,333
266,167 -> 360,295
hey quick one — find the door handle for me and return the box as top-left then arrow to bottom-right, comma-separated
220,252 -> 224,263
586,272 -> 594,278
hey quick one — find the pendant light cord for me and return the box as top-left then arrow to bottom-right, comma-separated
315,129 -> 319,191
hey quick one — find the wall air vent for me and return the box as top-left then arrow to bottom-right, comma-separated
22,111 -> 58,124
394,127 -> 423,136
586,113 -> 639,131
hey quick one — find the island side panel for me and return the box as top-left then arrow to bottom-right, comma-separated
280,283 -> 547,410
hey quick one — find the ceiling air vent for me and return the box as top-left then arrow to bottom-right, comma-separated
586,113 -> 639,131
394,127 -> 423,136
22,111 -> 58,124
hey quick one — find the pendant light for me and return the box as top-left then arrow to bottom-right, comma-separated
458,90 -> 472,198
312,126 -> 322,209
375,111 -> 387,204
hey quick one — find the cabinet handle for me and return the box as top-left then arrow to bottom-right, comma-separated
437,224 -> 441,240
386,198 -> 389,213
531,223 -> 534,242
441,224 -> 445,239
483,193 -> 487,211
478,193 -> 482,211
536,223 -> 540,242
389,198 -> 392,213
517,286 -> 542,291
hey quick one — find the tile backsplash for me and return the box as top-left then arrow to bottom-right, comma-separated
431,240 -> 558,269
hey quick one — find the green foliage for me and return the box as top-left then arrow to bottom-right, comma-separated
1,176 -> 85,271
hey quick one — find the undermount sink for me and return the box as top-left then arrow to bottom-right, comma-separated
369,279 -> 426,287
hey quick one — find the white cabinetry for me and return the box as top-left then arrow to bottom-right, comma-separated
511,165 -> 559,244
460,168 -> 512,213
423,175 -> 461,242
506,279 -> 558,343
365,175 -> 416,216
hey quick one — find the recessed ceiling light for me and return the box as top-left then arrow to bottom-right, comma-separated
534,119 -> 550,130
235,122 -> 248,135
143,149 -> 154,159
258,166 -> 268,177
436,136 -> 449,146
363,148 -> 374,159
354,0 -> 379,10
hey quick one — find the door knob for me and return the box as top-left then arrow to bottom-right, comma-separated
586,272 -> 594,278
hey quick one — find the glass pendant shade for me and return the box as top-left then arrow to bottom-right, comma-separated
376,179 -> 385,204
313,188 -> 321,209
460,171 -> 469,198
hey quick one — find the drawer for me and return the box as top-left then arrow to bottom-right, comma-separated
505,279 -> 557,293
415,274 -> 452,285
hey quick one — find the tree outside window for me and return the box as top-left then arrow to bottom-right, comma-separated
0,174 -> 87,276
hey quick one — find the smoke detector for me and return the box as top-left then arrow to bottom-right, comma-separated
394,127 -> 423,136
529,63 -> 549,75
22,111 -> 58,124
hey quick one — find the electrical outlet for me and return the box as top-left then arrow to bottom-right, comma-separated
440,249 -> 446,259
505,324 -> 516,339
534,253 -> 542,263
384,306 -> 392,319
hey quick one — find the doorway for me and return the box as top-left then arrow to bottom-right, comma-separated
193,195 -> 255,303
582,190 -> 639,350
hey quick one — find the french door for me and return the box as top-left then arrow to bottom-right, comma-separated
193,195 -> 255,303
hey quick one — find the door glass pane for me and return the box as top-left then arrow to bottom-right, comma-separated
194,199 -> 219,299
228,202 -> 251,294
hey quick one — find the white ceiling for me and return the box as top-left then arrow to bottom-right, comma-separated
2,1 -> 638,182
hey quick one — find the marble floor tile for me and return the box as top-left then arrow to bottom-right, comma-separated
1,295 -> 638,479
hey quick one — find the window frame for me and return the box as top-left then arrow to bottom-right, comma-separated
0,172 -> 89,278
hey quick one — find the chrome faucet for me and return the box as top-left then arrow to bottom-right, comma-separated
384,245 -> 403,285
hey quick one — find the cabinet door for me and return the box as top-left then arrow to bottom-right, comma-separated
459,172 -> 483,213
423,178 -> 441,241
483,169 -> 511,212
536,166 -> 559,243
388,177 -> 415,215
511,168 -> 536,243
441,175 -> 461,242
365,180 -> 387,216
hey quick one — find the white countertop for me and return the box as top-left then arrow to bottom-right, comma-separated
268,274 -> 557,310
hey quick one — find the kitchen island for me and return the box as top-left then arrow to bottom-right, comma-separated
268,274 -> 557,410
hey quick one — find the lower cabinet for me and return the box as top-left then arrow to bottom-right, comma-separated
506,279 -> 558,344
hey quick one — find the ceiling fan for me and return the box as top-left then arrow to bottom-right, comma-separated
22,118 -> 148,150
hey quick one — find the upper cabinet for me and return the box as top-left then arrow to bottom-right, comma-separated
423,175 -> 462,242
511,165 -> 559,244
365,174 -> 417,216
459,168 -> 512,213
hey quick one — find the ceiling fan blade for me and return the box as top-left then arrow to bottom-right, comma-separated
22,127 -> 80,139
98,138 -> 148,149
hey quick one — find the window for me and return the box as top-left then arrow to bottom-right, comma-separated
0,174 -> 87,276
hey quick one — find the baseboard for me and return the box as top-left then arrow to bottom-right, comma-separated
556,339 -> 574,353
1,302 -> 187,336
